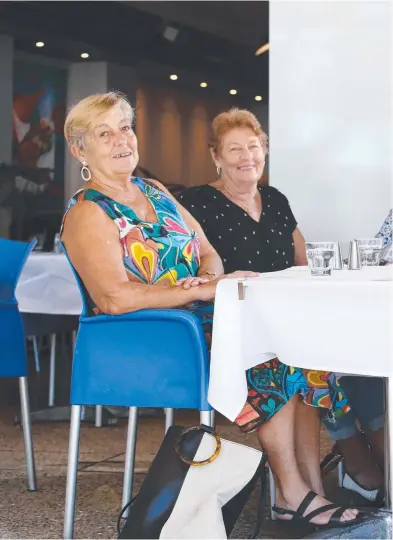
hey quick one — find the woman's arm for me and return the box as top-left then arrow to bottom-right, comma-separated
293,227 -> 307,266
62,201 -> 217,315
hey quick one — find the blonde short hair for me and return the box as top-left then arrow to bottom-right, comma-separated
209,107 -> 268,155
64,91 -> 134,148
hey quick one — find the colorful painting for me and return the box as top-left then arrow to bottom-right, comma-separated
12,59 -> 66,186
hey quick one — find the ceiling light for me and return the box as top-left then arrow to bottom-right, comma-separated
255,95 -> 263,102
255,42 -> 270,56
229,89 -> 237,95
200,82 -> 208,88
80,52 -> 89,59
35,41 -> 44,48
169,74 -> 178,81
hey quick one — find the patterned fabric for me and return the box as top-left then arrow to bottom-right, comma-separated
235,359 -> 350,433
62,177 -> 350,431
62,177 -> 202,315
376,209 -> 392,262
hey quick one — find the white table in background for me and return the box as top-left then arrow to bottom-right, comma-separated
16,252 -> 81,315
209,266 -> 393,502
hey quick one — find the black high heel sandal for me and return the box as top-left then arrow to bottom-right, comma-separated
273,490 -> 364,530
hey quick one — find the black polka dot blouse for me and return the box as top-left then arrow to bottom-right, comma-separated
177,184 -> 298,274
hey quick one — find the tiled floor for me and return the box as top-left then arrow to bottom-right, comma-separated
0,406 -> 348,540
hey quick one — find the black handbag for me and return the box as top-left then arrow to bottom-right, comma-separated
118,424 -> 267,539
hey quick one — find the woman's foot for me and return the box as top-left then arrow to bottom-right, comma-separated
275,486 -> 359,526
336,433 -> 384,489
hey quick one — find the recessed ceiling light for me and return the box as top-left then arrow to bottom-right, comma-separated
255,95 -> 263,102
229,89 -> 237,95
80,52 -> 89,59
255,43 -> 270,56
169,74 -> 178,81
200,82 -> 208,88
35,41 -> 44,48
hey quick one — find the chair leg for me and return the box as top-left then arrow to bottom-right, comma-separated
337,459 -> 344,487
164,408 -> 175,433
64,405 -> 82,540
32,336 -> 40,373
210,410 -> 216,428
122,406 -> 139,518
95,405 -> 103,427
48,334 -> 56,407
18,376 -> 37,491
72,330 -> 77,351
199,410 -> 213,427
269,466 -> 276,520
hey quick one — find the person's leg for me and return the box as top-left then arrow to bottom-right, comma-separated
323,407 -> 384,488
257,396 -> 358,525
294,401 -> 324,496
339,376 -> 385,471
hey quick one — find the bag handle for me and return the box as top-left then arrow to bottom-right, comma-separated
175,424 -> 222,467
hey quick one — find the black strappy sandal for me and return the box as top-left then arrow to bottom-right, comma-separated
273,490 -> 364,530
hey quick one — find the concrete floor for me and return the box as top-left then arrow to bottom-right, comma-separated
0,406 -> 359,540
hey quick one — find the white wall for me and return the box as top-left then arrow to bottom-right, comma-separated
270,1 -> 392,248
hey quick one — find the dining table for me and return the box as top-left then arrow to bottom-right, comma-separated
209,265 -> 393,505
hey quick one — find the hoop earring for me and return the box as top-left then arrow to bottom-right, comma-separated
216,165 -> 221,176
80,161 -> 91,182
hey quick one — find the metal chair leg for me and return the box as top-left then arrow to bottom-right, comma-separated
32,336 -> 40,372
95,405 -> 103,427
269,466 -> 276,520
19,376 -> 37,491
72,330 -> 77,351
210,410 -> 216,428
122,407 -> 139,519
199,410 -> 213,427
164,408 -> 175,433
48,334 -> 56,407
337,459 -> 344,487
64,405 -> 82,540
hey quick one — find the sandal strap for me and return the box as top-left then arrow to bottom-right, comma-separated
272,505 -> 297,517
294,491 -> 318,519
328,506 -> 348,523
304,503 -> 340,522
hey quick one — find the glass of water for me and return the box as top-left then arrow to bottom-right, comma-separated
305,242 -> 336,276
357,238 -> 383,266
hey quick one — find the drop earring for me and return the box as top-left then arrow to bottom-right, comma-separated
80,161 -> 91,181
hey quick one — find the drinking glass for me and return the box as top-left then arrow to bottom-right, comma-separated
305,242 -> 336,276
357,238 -> 383,266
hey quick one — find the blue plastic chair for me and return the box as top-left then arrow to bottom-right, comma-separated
61,244 -> 213,539
0,238 -> 37,491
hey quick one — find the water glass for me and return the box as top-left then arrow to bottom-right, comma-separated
305,242 -> 336,276
357,238 -> 383,266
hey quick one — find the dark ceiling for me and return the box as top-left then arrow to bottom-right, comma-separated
0,1 -> 269,101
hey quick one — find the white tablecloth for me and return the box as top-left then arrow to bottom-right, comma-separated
16,253 -> 82,315
209,266 -> 393,421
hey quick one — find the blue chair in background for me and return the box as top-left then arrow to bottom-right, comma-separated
0,238 -> 37,491
61,245 -> 213,539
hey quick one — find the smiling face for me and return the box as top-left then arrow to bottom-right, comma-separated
213,127 -> 265,186
71,101 -> 139,180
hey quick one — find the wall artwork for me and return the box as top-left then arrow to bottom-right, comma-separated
12,59 -> 66,191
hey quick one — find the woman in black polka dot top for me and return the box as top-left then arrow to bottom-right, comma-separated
176,110 -> 363,527
178,110 -> 307,274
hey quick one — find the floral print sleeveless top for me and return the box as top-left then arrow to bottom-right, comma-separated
62,177 -> 201,315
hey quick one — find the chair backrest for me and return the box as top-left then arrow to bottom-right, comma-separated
0,238 -> 36,377
0,238 -> 37,304
59,241 -> 89,317
59,243 -> 211,411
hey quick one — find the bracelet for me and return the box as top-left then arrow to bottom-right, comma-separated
203,271 -> 217,279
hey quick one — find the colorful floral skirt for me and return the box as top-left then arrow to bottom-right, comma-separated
188,301 -> 350,434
